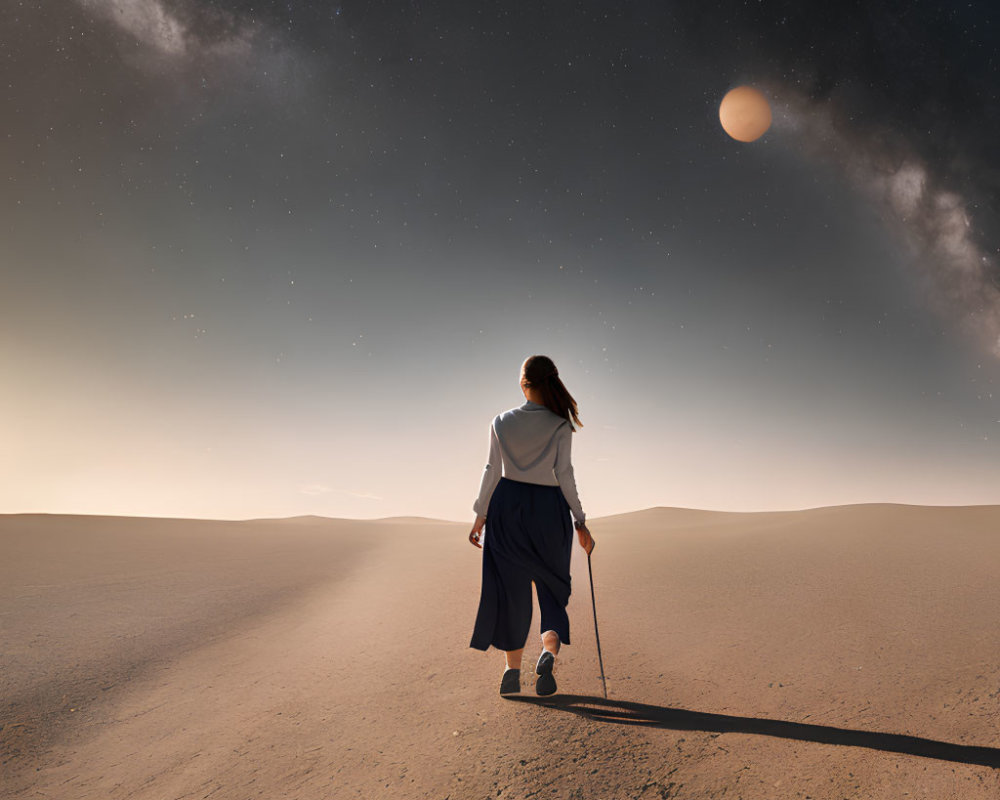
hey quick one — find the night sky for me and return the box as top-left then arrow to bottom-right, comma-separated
3,1 -> 999,520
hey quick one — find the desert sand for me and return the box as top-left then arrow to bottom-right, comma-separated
2,505 -> 999,799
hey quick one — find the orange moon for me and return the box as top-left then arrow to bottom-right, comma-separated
719,86 -> 772,142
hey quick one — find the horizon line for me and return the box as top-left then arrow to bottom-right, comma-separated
3,500 -> 1000,525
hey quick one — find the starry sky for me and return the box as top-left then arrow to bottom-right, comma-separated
3,0 -> 999,520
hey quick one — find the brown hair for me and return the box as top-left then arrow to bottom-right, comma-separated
522,355 -> 582,431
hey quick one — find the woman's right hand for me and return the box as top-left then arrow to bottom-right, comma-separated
575,524 -> 595,555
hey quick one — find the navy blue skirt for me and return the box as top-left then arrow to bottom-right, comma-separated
469,477 -> 574,651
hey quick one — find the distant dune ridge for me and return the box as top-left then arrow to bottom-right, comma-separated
2,504 -> 999,799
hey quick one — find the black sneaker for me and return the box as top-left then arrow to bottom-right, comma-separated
499,668 -> 521,695
535,650 -> 556,696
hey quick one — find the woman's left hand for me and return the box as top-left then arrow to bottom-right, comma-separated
468,516 -> 486,548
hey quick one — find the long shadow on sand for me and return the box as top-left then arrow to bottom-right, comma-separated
506,694 -> 1000,768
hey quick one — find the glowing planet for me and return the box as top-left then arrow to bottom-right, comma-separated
719,86 -> 772,142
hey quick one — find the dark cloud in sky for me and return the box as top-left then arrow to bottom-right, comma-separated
9,0 -> 999,352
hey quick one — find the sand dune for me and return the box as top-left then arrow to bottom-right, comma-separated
2,505 -> 999,799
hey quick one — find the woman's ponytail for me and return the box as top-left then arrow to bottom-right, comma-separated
523,355 -> 582,431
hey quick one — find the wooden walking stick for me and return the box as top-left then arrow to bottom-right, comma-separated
586,550 -> 608,699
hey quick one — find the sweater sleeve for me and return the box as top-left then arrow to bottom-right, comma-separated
472,420 -> 502,516
553,424 -> 585,525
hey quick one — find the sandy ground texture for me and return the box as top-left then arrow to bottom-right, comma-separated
2,505 -> 999,799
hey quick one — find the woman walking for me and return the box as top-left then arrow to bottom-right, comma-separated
468,355 -> 595,696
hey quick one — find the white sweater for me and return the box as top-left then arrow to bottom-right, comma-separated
472,400 -> 585,524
